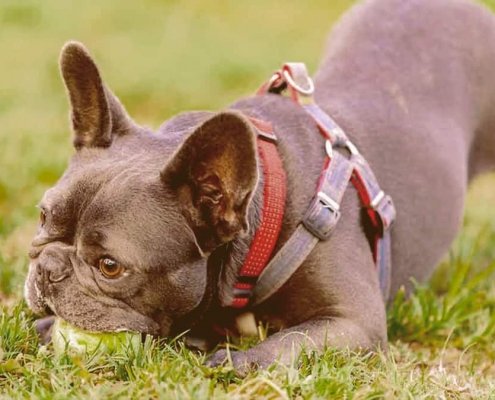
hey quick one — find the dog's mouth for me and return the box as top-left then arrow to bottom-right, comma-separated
32,295 -> 56,344
31,276 -> 56,317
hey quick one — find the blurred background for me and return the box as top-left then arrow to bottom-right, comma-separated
1,0 -> 494,303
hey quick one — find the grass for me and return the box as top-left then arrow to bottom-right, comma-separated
1,0 -> 495,398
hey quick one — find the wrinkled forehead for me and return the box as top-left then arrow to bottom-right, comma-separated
42,135 -> 166,210
42,153 -> 143,212
41,150 -> 191,251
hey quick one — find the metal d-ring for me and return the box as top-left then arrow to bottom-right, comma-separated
283,69 -> 315,95
344,140 -> 360,156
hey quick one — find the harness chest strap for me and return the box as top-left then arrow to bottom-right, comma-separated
230,62 -> 396,308
251,151 -> 354,306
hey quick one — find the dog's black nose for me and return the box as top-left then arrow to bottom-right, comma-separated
36,246 -> 72,285
38,261 -> 71,285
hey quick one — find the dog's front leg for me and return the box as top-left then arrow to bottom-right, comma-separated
207,315 -> 387,373
207,187 -> 388,373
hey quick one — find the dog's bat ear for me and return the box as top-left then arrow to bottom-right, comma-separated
161,111 -> 259,254
59,41 -> 135,149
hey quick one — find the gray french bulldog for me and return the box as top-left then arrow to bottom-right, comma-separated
25,0 -> 495,370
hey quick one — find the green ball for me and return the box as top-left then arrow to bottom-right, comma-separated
51,318 -> 141,356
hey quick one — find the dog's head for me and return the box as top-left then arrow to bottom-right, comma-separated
24,42 -> 259,335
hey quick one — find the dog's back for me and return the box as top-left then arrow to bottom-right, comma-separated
314,0 -> 495,293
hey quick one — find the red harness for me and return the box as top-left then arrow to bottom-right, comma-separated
230,63 -> 396,308
231,118 -> 287,308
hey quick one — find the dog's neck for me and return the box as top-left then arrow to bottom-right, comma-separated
216,167 -> 264,306
168,185 -> 263,339
159,109 -> 266,327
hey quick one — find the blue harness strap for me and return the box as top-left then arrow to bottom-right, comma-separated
251,62 -> 396,304
252,151 -> 354,305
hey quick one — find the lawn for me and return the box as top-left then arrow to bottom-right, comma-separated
1,0 -> 495,398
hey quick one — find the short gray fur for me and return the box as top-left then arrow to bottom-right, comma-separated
24,0 -> 495,372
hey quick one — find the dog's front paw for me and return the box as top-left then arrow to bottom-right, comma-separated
206,348 -> 275,375
206,348 -> 231,368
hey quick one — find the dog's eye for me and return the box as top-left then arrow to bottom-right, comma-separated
98,258 -> 124,279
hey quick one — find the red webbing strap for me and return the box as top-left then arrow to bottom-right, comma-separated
231,117 -> 287,308
251,152 -> 354,306
350,157 -> 395,297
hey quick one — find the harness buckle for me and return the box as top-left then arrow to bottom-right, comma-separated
371,192 -> 396,232
317,191 -> 340,212
303,191 -> 341,240
325,140 -> 333,158
371,191 -> 385,209
256,129 -> 278,143
248,116 -> 278,143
